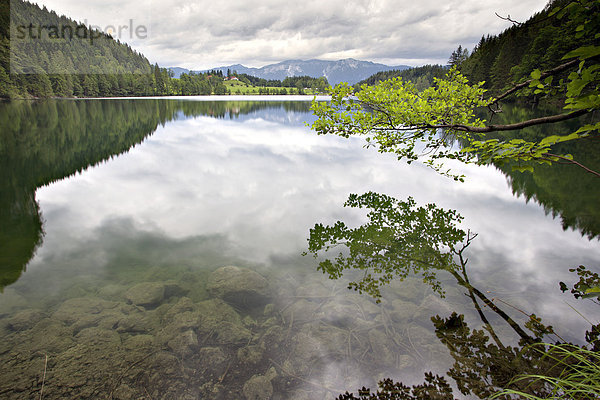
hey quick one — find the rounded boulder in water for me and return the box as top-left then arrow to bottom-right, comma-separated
207,266 -> 271,309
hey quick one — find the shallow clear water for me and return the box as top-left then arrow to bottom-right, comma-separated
0,97 -> 598,399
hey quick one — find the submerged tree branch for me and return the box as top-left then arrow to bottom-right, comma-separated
449,269 -> 535,344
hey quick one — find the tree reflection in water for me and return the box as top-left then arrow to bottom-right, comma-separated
306,192 -> 598,399
0,99 -> 312,290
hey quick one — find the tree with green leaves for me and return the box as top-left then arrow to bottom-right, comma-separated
311,0 -> 599,181
306,191 -> 597,399
308,1 -> 600,398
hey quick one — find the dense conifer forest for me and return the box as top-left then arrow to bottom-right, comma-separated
459,0 -> 595,97
0,1 -> 330,98
355,64 -> 448,90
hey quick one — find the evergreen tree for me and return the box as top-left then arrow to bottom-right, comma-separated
448,45 -> 469,68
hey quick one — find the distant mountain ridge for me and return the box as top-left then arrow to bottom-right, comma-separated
168,59 -> 410,85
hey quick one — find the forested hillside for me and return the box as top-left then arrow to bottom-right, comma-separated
0,0 -> 231,98
460,0 -> 596,96
1,0 -> 153,97
355,64 -> 448,90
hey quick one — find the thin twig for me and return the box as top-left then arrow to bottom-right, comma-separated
143,387 -> 153,400
564,301 -> 596,326
268,358 -> 345,394
108,349 -> 161,400
39,354 -> 48,400
286,310 -> 294,341
218,360 -> 232,383
406,327 -> 425,361
495,12 -> 522,26
544,153 -> 600,178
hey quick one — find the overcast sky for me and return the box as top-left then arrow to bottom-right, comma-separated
33,0 -> 548,69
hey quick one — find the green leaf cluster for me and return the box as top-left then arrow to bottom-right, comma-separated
306,192 -> 466,301
311,68 -> 489,180
311,0 -> 599,179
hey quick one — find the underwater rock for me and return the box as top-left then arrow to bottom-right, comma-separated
156,311 -> 201,347
237,345 -> 264,365
213,321 -> 252,344
112,383 -> 137,400
199,382 -> 227,400
152,351 -> 181,376
198,346 -> 227,376
163,280 -> 188,298
263,303 -> 276,316
116,311 -> 155,334
71,308 -> 125,335
6,309 -> 45,331
75,327 -> 121,347
170,311 -> 203,331
52,297 -> 119,325
29,319 -> 75,353
304,322 -> 349,357
316,301 -> 362,327
243,315 -> 257,328
195,298 -> 243,336
207,266 -> 270,308
288,323 -> 350,375
157,298 -> 251,346
367,329 -> 397,366
180,271 -> 209,302
351,296 -> 381,316
167,329 -> 198,356
163,297 -> 196,322
125,282 -> 165,307
97,283 -> 127,300
242,367 -> 277,400
259,325 -> 285,351
290,332 -> 323,370
123,334 -> 154,350
282,299 -> 319,323
389,299 -> 419,323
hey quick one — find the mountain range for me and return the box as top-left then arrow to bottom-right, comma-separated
168,59 -> 410,85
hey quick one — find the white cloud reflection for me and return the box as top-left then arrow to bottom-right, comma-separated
34,102 -> 600,321
21,101 -> 600,396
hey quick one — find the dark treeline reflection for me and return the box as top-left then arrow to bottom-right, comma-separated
175,100 -> 311,120
0,99 -> 312,289
479,104 -> 600,240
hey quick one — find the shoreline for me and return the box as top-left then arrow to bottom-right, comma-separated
1,94 -> 331,101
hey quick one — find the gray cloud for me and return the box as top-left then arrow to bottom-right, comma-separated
35,0 -> 548,68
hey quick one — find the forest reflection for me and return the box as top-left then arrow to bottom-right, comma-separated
480,104 -> 600,240
0,98 -> 596,293
0,99 -> 311,289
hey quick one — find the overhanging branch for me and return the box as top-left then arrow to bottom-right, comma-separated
493,59 -> 580,103
447,109 -> 589,133
413,109 -> 590,133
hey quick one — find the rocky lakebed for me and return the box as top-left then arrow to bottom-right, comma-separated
0,264 -> 454,399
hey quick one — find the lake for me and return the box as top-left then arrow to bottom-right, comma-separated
1,96 -> 599,399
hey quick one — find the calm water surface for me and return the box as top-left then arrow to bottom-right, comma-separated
0,97 -> 598,399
